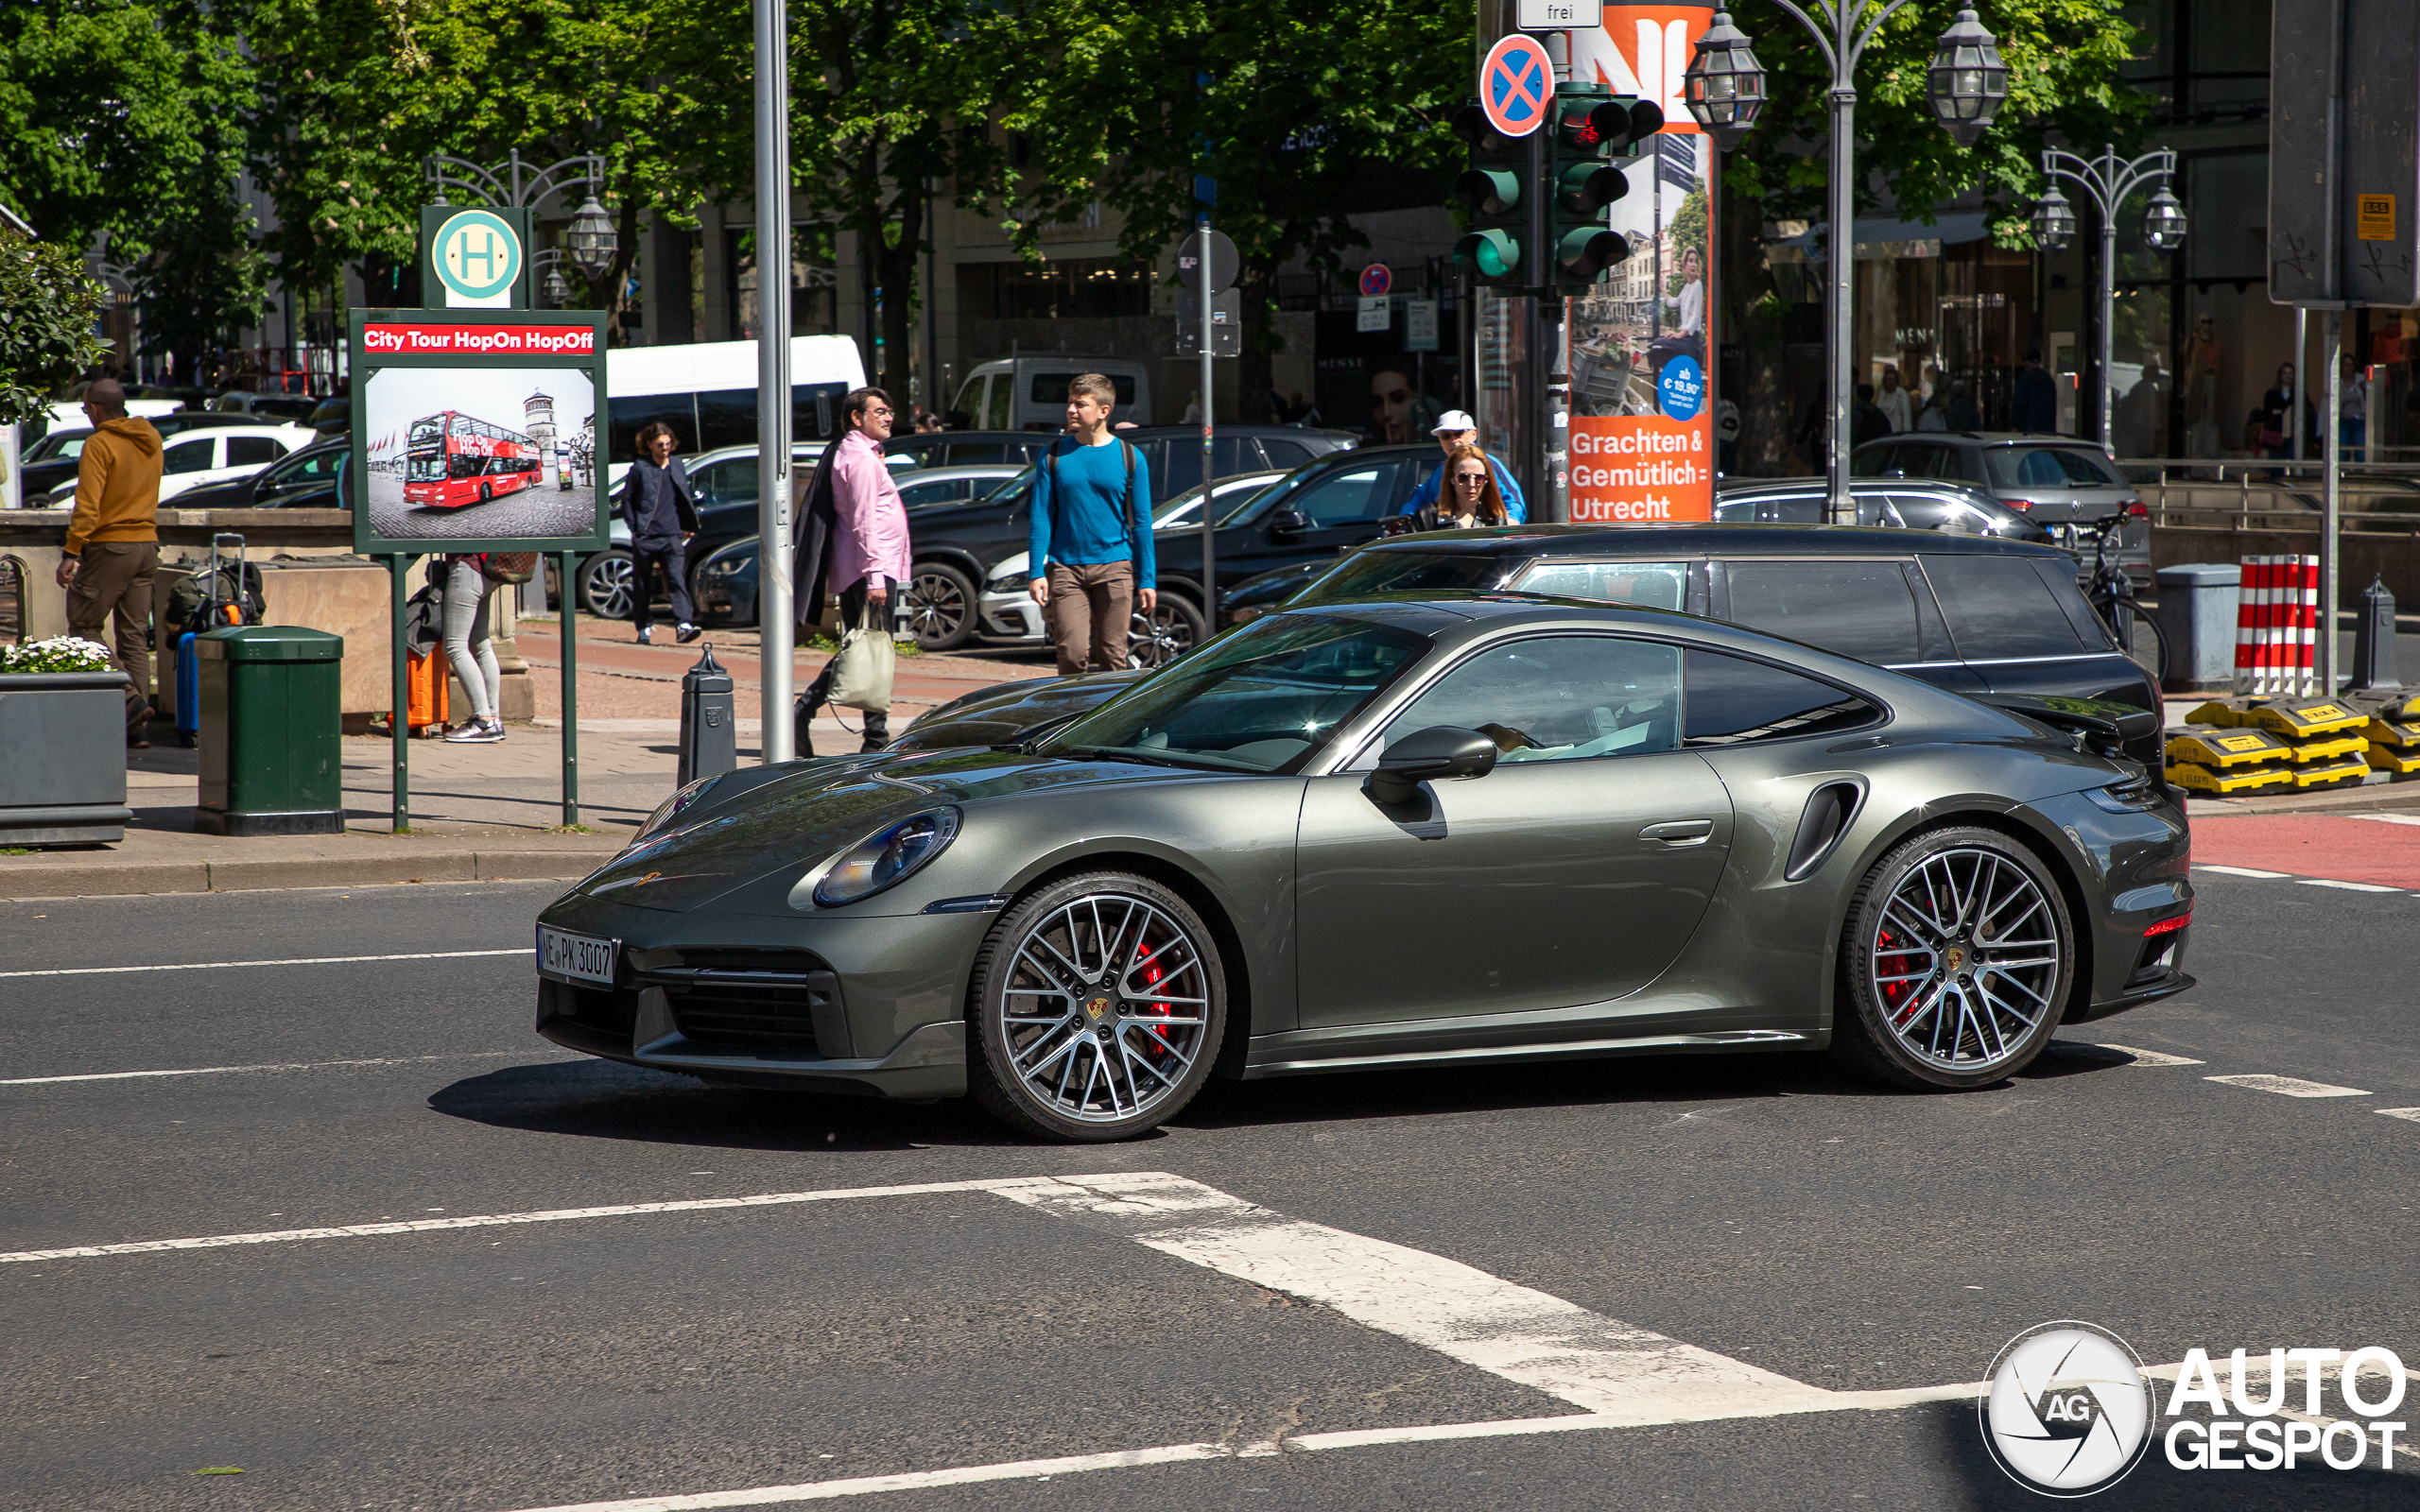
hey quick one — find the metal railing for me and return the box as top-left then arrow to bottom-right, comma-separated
2118,457 -> 2420,532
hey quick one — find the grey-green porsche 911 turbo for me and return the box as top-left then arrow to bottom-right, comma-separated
534,596 -> 2193,1143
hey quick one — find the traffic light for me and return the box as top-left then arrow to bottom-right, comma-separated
1547,85 -> 1664,293
1451,103 -> 1528,290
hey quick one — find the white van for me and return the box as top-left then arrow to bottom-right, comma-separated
603,335 -> 866,489
950,356 -> 1154,431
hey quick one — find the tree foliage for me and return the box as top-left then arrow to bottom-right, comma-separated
0,0 -> 267,369
0,240 -> 111,426
1010,0 -> 1468,415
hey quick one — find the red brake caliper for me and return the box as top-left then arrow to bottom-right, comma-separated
1876,925 -> 1925,1025
1144,962 -> 1171,1055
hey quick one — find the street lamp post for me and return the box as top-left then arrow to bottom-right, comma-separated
1688,5 -> 2005,524
2029,145 -> 2184,452
425,151 -> 619,301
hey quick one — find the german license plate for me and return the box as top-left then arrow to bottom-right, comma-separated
537,926 -> 616,985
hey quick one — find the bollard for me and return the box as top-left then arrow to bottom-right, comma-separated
2154,563 -> 2240,695
2353,574 -> 2400,695
678,643 -> 737,786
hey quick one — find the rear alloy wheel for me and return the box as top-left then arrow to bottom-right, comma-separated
968,872 -> 1226,1142
903,562 -> 977,650
1127,593 -> 1205,669
1832,827 -> 2073,1090
579,549 -> 639,620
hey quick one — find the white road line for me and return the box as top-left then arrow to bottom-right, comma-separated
2194,865 -> 2290,879
0,1050 -> 555,1088
2378,1108 -> 2420,1123
0,948 -> 527,980
0,1178 -> 1028,1264
2089,1043 -> 2206,1067
495,1442 -> 1236,1511
2295,878 -> 2406,893
991,1171 -> 1964,1426
2344,813 -> 2420,827
2204,1073 -> 2372,1098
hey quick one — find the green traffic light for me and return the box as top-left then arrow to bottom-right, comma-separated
1454,229 -> 1524,284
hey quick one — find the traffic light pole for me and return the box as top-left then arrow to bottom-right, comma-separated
1200,214 -> 1216,620
1528,114 -> 1563,523
753,0 -> 794,763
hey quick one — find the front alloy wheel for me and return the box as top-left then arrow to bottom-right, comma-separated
1833,827 -> 2072,1090
903,562 -> 977,650
579,550 -> 639,620
1127,594 -> 1204,669
968,872 -> 1225,1141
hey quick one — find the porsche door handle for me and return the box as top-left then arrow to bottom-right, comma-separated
1641,819 -> 1715,846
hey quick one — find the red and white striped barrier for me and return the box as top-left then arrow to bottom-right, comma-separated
2235,555 -> 2319,696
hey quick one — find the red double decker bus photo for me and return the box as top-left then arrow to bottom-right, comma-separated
402,410 -> 543,507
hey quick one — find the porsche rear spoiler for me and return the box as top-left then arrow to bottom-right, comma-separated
1979,694 -> 2160,761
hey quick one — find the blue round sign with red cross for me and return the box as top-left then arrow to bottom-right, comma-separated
1481,35 -> 1555,138
1357,264 -> 1392,298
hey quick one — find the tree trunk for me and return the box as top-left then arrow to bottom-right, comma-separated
875,188 -> 923,406
1720,182 -> 1789,477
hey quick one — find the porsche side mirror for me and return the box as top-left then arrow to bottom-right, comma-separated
1366,725 -> 1497,804
1269,508 -> 1309,539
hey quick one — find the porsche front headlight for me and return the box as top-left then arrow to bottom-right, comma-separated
812,808 -> 961,907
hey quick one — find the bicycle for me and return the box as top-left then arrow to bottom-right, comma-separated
2075,510 -> 2169,683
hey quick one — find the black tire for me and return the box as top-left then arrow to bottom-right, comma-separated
1830,826 -> 2074,1091
1128,593 -> 1205,669
478,483 -> 493,504
966,871 -> 1226,1142
579,549 -> 639,620
903,561 -> 977,651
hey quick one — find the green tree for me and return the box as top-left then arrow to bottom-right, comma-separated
1011,0 -> 1469,420
0,239 -> 111,425
0,0 -> 265,377
1715,1 -> 2147,473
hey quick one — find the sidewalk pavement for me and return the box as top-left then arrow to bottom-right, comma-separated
0,626 -> 1054,902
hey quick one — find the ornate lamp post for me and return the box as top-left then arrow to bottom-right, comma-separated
425,150 -> 618,299
1693,5 -> 2005,523
2031,145 -> 2184,451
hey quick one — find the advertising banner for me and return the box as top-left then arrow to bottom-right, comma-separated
350,308 -> 609,555
1568,4 -> 1717,524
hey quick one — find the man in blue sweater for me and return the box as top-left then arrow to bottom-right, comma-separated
1396,409 -> 1526,524
1028,373 -> 1156,676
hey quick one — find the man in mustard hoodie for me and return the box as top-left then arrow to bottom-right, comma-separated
56,379 -> 164,744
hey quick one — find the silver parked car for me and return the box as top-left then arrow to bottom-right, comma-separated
1852,433 -> 2147,581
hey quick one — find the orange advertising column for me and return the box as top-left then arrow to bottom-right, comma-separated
1567,5 -> 1717,524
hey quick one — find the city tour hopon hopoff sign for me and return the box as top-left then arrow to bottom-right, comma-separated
1567,4 -> 1716,524
348,308 -> 610,556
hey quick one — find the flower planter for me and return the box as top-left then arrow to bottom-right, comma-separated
0,670 -> 132,846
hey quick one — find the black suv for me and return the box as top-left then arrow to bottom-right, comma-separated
898,524 -> 2164,769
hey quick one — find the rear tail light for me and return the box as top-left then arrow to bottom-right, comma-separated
2124,500 -> 2149,520
2006,499 -> 2034,512
2144,910 -> 2191,938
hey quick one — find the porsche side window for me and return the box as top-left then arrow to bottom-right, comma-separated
1512,560 -> 1687,610
1683,649 -> 1879,746
1381,636 -> 1683,763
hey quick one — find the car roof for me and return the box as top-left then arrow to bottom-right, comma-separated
1866,432 -> 2112,452
899,463 -> 1026,481
1344,522 -> 2070,560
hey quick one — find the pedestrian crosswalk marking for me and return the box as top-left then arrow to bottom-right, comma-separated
2205,1073 -> 2371,1098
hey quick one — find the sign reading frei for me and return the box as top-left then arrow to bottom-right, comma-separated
1517,0 -> 1604,27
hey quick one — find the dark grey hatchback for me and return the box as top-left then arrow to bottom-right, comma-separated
903,524 -> 2164,768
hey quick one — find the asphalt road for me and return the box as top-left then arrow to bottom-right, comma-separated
5,872 -> 2417,1512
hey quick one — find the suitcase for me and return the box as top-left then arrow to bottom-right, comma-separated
406,647 -> 449,734
174,631 -> 202,747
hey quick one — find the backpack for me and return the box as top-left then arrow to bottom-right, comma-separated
1042,438 -> 1141,562
167,560 -> 265,635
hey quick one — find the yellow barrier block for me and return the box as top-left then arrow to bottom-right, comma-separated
2165,729 -> 2291,767
2167,762 -> 2296,795
2242,698 -> 2370,738
2290,756 -> 2372,790
2368,744 -> 2420,778
2378,692 -> 2420,724
2185,701 -> 2242,728
2284,733 -> 2371,764
2365,716 -> 2420,748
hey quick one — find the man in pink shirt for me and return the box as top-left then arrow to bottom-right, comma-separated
796,387 -> 910,753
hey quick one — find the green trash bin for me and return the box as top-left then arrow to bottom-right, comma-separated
195,626 -> 344,835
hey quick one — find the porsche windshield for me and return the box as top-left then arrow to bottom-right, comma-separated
1045,614 -> 1427,774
